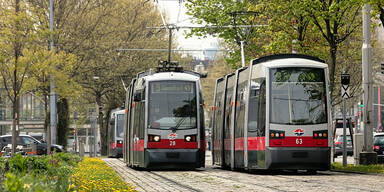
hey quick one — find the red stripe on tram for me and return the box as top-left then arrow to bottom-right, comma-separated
269,136 -> 328,147
133,140 -> 145,151
248,137 -> 266,151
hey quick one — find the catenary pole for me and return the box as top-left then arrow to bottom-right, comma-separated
362,4 -> 373,152
47,0 -> 55,154
361,4 -> 377,164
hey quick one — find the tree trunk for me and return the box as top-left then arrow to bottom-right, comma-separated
46,94 -> 51,155
57,98 -> 69,149
11,97 -> 19,157
44,95 -> 49,140
329,45 -> 337,96
379,6 -> 384,30
96,95 -> 106,155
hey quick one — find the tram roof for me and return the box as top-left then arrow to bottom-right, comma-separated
110,108 -> 124,115
143,71 -> 200,82
252,54 -> 328,69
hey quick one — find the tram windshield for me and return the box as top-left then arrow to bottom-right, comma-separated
270,67 -> 327,125
148,80 -> 197,130
116,114 -> 124,138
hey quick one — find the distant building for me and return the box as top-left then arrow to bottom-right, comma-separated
0,90 -> 45,135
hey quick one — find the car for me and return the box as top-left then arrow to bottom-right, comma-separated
334,135 -> 353,157
0,134 -> 63,155
373,133 -> 384,163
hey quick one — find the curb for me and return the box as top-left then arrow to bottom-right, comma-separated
330,169 -> 384,176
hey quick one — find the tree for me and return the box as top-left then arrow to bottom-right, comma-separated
28,0 -> 170,155
300,0 -> 361,94
186,0 -> 363,106
0,0 -> 48,156
26,49 -> 80,149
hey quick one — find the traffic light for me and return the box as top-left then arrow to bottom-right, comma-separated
381,63 -> 384,74
341,73 -> 350,85
99,105 -> 103,115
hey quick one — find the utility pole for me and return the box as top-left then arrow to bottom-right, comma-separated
341,72 -> 350,167
360,4 -> 377,164
48,0 -> 55,155
94,103 -> 98,157
240,41 -> 245,67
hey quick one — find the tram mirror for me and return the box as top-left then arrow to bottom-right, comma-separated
200,72 -> 208,78
133,91 -> 142,102
109,118 -> 115,125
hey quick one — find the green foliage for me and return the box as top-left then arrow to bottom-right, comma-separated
332,162 -> 384,174
8,154 -> 28,174
4,173 -> 24,192
0,153 -> 83,192
186,0 -> 365,107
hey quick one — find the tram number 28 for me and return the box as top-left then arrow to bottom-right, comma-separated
296,138 -> 303,145
170,141 -> 176,146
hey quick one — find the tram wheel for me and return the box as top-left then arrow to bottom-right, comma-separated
306,170 -> 317,175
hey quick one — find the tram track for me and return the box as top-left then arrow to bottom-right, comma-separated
106,158 -> 383,192
114,158 -> 203,192
272,172 -> 382,192
187,169 -> 289,192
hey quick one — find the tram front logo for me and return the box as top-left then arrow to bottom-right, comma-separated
294,129 -> 304,136
168,133 -> 177,140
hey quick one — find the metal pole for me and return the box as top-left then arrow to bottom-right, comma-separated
343,97 -> 347,166
94,103 -> 98,157
168,28 -> 172,63
74,120 -> 77,153
47,0 -> 55,154
240,41 -> 245,67
378,87 -> 381,132
362,4 -> 373,152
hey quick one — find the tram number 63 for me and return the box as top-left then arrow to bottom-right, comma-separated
170,141 -> 176,146
296,138 -> 303,145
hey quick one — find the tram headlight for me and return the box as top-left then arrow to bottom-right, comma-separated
149,135 -> 161,142
269,130 -> 285,139
184,135 -> 197,142
313,130 -> 328,139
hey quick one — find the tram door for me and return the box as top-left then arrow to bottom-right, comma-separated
234,68 -> 248,168
224,74 -> 235,168
132,89 -> 144,165
213,79 -> 225,166
247,64 -> 266,168
124,86 -> 130,163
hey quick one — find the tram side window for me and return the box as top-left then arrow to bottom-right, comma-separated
133,102 -> 141,138
257,80 -> 266,136
235,81 -> 247,137
225,88 -> 233,138
248,78 -> 266,136
139,102 -> 145,138
248,81 -> 260,132
108,115 -> 115,142
199,91 -> 205,140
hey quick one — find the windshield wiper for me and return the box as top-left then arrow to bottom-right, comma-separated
170,117 -> 187,132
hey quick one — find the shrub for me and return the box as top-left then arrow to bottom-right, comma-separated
0,153 -> 83,192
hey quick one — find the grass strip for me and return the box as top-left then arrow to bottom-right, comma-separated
70,157 -> 136,192
332,162 -> 384,174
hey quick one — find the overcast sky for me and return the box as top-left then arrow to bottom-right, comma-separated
156,1 -> 218,59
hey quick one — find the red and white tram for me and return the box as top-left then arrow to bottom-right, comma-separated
212,54 -> 331,172
123,61 -> 205,169
107,109 -> 125,158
